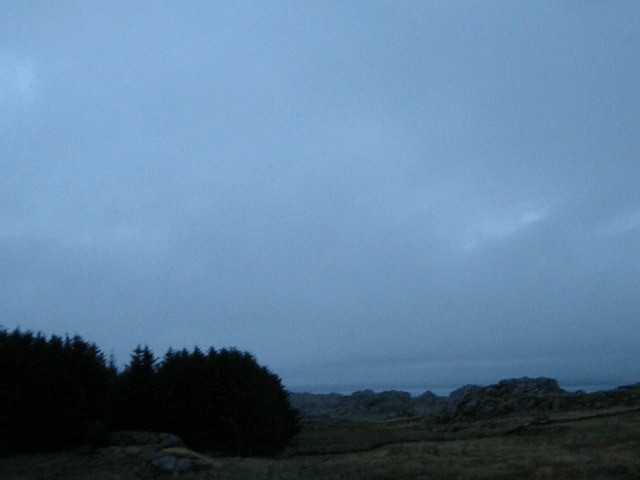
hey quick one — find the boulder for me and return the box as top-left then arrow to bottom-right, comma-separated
151,454 -> 178,472
147,448 -> 220,476
161,434 -> 186,449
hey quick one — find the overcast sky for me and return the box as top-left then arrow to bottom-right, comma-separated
1,2 -> 639,391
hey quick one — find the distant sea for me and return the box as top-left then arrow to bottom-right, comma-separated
287,383 -> 627,397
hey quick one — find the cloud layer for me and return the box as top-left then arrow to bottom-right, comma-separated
1,2 -> 639,389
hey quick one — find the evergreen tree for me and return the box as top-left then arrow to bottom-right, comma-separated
113,345 -> 158,430
154,346 -> 299,454
0,329 -> 300,456
0,328 -> 109,454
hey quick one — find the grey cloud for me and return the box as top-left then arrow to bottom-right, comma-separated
1,2 -> 639,389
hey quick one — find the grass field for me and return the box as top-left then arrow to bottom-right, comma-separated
1,407 -> 639,479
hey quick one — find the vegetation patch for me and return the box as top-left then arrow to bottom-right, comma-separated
0,328 -> 300,456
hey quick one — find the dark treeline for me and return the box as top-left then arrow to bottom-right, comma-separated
0,328 -> 300,456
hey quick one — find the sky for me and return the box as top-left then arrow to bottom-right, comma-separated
1,1 -> 639,392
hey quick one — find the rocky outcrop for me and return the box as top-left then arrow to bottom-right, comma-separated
290,389 -> 448,420
568,382 -> 640,410
441,377 -> 568,421
150,453 -> 192,474
145,447 -> 220,476
290,378 -> 640,422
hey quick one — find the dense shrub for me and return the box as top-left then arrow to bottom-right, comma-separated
156,347 -> 300,455
0,328 -> 300,456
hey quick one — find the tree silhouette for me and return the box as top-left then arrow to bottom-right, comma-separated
112,345 -> 158,430
0,328 -> 109,454
0,329 -> 299,456
153,346 -> 300,454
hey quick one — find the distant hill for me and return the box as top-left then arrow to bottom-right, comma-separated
289,377 -> 640,421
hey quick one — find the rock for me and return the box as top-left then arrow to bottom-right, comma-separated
414,390 -> 445,416
449,385 -> 482,404
463,398 -> 480,414
289,379 -> 640,423
151,454 -> 178,472
161,434 -> 186,449
289,389 -> 429,420
496,377 -> 564,396
481,403 -> 496,416
416,390 -> 438,401
175,458 -> 192,472
447,378 -> 572,421
160,447 -> 220,468
147,455 -> 192,477
142,448 -> 221,479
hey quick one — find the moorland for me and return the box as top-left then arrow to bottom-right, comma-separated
2,378 -> 639,480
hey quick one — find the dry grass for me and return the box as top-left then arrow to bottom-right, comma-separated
1,407 -> 639,479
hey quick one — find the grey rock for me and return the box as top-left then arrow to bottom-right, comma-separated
289,389 -> 427,420
448,378 -> 571,421
496,377 -> 564,396
463,398 -> 479,414
161,434 -> 186,449
449,385 -> 482,404
481,403 -> 496,416
175,458 -> 191,472
289,379 -> 640,423
416,390 -> 438,401
151,454 -> 192,474
152,455 -> 178,472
